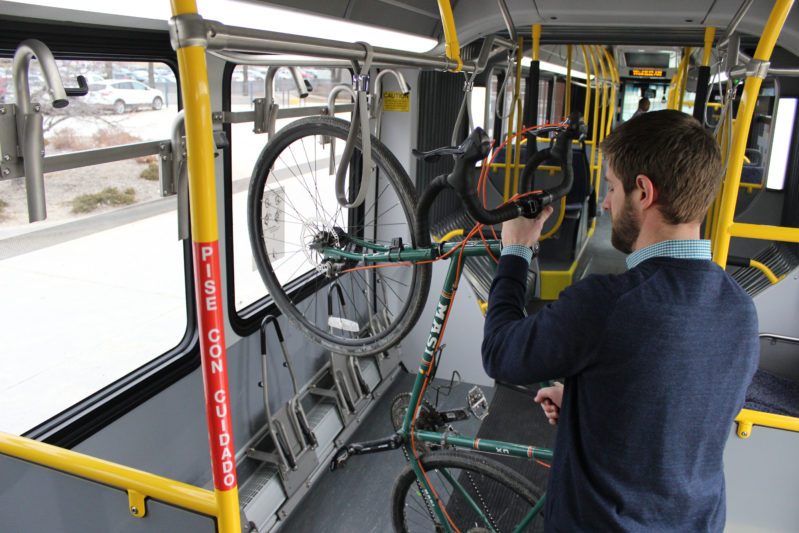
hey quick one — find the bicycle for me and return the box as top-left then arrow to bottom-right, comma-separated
248,112 -> 584,531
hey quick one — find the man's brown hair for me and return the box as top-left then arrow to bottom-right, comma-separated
600,109 -> 722,224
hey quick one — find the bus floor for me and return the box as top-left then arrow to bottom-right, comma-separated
278,370 -> 557,532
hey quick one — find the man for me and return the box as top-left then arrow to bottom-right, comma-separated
631,96 -> 650,118
482,110 -> 758,532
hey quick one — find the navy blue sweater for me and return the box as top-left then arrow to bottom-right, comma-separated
483,255 -> 759,532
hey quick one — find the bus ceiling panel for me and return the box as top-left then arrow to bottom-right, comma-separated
0,2 -> 168,32
705,0 -> 799,57
250,0 -> 443,38
534,0 -> 716,25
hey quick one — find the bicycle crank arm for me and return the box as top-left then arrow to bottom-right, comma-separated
330,433 -> 403,471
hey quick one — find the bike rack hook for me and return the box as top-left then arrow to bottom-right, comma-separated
13,39 -> 83,222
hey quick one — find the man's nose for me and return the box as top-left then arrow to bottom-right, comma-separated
601,196 -> 610,212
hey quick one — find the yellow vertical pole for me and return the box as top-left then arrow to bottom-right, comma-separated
532,24 -> 541,61
709,115 -> 728,243
677,47 -> 693,111
436,0 -> 463,71
603,48 -> 618,137
512,36 -> 526,195
669,48 -> 691,110
702,27 -> 716,67
594,46 -> 609,193
503,40 -> 524,200
580,45 -> 592,126
169,2 -> 241,532
713,0 -> 795,266
565,44 -> 573,118
586,45 -> 600,187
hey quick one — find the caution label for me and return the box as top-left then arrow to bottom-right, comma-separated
383,91 -> 410,112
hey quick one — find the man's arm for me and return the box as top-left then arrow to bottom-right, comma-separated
482,212 -> 610,383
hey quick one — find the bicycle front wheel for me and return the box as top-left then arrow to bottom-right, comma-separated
247,116 -> 431,356
392,451 -> 544,532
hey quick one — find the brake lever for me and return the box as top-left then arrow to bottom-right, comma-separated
518,194 -> 552,219
412,146 -> 466,163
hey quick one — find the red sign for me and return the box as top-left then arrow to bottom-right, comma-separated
193,241 -> 237,491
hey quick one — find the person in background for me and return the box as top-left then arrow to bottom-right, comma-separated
631,96 -> 651,118
482,110 -> 759,532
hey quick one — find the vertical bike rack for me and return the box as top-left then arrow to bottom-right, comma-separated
326,282 -> 372,421
245,316 -> 319,496
327,281 -> 383,398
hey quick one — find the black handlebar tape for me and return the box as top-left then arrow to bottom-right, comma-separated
327,282 -> 346,315
547,138 -> 574,201
261,314 -> 284,342
520,148 -> 552,193
726,255 -> 751,268
415,174 -> 449,247
458,187 -> 520,226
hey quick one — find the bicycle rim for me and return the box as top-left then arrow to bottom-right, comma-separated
247,116 -> 431,356
392,451 -> 544,533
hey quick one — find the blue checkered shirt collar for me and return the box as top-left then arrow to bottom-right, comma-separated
626,240 -> 712,270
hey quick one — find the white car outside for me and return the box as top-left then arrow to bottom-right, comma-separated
86,79 -> 165,114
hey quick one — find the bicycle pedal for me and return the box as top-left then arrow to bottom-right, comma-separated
467,386 -> 489,421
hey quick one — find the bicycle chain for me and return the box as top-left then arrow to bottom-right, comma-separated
465,470 -> 500,532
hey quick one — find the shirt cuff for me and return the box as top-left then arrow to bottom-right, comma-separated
501,244 -> 533,265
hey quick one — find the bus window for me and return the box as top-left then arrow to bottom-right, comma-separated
0,60 -> 186,435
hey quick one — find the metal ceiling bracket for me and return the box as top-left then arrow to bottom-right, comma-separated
730,59 -> 772,80
169,13 -> 209,50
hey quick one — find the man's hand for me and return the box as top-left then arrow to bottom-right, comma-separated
501,206 -> 554,248
534,382 -> 564,426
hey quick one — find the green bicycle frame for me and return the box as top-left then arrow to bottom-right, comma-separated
325,238 -> 553,531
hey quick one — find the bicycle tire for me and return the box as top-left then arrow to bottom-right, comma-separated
391,450 -> 544,532
248,116 -> 431,356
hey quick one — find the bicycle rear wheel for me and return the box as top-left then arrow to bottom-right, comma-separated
392,450 -> 544,532
248,116 -> 431,356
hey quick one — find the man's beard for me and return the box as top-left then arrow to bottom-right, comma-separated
611,197 -> 641,254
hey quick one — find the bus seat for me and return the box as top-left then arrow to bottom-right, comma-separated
744,368 -> 799,418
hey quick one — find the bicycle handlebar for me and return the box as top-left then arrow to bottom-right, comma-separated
415,112 -> 585,245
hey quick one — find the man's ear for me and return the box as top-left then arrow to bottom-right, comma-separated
635,174 -> 657,209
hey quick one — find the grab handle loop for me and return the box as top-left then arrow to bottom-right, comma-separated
334,42 -> 374,209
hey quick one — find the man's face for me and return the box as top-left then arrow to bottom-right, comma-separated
602,166 -> 641,254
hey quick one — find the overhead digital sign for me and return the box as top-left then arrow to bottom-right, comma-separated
631,68 -> 666,77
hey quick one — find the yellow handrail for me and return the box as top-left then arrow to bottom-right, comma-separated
170,1 -> 241,531
436,0 -> 463,71
0,432 -> 217,518
435,229 -> 465,243
735,408 -> 799,438
540,196 -> 567,241
712,0 -> 796,266
749,259 -> 781,284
